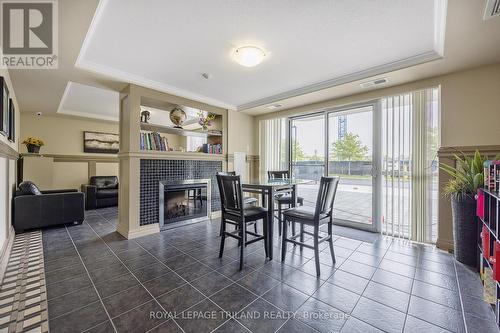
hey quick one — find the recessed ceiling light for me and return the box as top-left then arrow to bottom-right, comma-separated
233,46 -> 266,67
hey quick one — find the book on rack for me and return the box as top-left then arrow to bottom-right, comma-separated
140,132 -> 170,151
201,143 -> 222,154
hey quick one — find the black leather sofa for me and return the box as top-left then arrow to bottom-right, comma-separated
13,182 -> 85,232
81,176 -> 119,209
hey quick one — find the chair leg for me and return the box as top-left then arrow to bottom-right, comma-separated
328,222 -> 336,264
314,225 -> 321,276
219,218 -> 226,258
254,222 -> 258,234
292,221 -> 296,246
278,204 -> 282,236
281,217 -> 288,262
263,218 -> 268,258
239,222 -> 246,270
299,224 -> 304,252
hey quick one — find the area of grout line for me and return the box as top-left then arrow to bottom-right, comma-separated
453,259 -> 469,333
61,226 -> 119,332
54,209 -> 471,333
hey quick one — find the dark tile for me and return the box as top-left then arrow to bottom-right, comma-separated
176,299 -> 228,333
148,319 -> 183,333
48,286 -> 99,319
408,296 -> 465,333
190,270 -> 233,296
411,280 -> 461,310
378,259 -> 416,278
84,254 -> 122,272
363,281 -> 410,313
352,297 -> 406,333
327,270 -> 369,294
89,262 -> 130,284
299,258 -> 338,278
237,271 -> 280,296
276,319 -> 318,333
217,261 -> 255,280
143,271 -> 186,297
94,272 -> 140,299
131,262 -> 172,282
340,316 -> 384,333
213,319 -> 249,333
175,262 -> 213,282
116,247 -> 151,262
296,298 -> 348,333
313,282 -> 360,314
85,320 -> 115,333
263,284 -> 309,312
163,253 -> 197,270
44,255 -> 81,272
464,312 -> 499,333
339,259 -> 377,279
49,301 -> 109,333
284,269 -> 324,295
211,283 -> 257,313
200,254 -> 237,270
157,284 -> 205,313
45,264 -> 85,284
103,284 -> 153,318
113,300 -> 167,333
122,253 -> 160,271
372,268 -> 413,293
404,315 -> 454,333
461,294 -> 496,321
258,261 -> 295,281
238,298 -> 287,333
414,269 -> 458,291
46,273 -> 91,300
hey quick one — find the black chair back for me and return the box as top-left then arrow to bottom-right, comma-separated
268,170 -> 290,180
216,174 -> 244,215
314,177 -> 340,219
217,171 -> 236,176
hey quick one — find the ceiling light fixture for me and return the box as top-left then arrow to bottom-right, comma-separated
233,46 -> 266,67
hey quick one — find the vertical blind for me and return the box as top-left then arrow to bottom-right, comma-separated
381,87 -> 439,243
258,118 -> 287,179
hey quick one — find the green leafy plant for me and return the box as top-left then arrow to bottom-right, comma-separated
440,150 -> 499,198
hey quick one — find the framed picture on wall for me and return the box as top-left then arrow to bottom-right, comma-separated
8,98 -> 15,142
0,77 -> 9,137
83,131 -> 119,154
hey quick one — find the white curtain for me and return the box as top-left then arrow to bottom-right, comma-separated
259,118 -> 287,179
381,87 -> 439,243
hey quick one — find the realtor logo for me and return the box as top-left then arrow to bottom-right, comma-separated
0,0 -> 58,68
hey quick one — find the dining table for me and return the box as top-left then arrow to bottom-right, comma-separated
241,178 -> 298,260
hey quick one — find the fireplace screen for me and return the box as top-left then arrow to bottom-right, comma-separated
159,180 -> 210,229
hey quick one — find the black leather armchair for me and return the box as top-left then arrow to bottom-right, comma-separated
13,189 -> 85,232
82,176 -> 119,209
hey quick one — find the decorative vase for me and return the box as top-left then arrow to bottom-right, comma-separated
451,194 -> 477,267
26,144 -> 40,154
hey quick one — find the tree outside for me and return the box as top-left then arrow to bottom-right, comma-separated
330,132 -> 368,175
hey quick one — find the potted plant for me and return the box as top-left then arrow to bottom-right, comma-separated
22,137 -> 44,154
440,150 -> 499,267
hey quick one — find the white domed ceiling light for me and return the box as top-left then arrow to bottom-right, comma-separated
233,46 -> 266,67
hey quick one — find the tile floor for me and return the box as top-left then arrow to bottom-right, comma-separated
32,208 -> 500,332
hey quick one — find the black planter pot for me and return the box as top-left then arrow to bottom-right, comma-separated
451,194 -> 478,267
26,144 -> 40,154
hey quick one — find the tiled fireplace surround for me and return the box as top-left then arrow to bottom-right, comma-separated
140,159 -> 222,226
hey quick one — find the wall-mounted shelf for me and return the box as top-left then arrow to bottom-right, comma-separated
140,122 -> 222,138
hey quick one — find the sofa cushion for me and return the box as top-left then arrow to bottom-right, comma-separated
96,188 -> 118,199
18,181 -> 42,195
90,176 -> 118,189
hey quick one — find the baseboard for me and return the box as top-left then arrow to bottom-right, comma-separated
436,237 -> 454,253
0,226 -> 15,285
117,223 -> 160,239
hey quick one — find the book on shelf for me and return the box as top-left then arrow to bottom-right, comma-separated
140,132 -> 170,151
201,143 -> 222,154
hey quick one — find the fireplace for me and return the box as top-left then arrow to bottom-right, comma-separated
159,179 -> 211,230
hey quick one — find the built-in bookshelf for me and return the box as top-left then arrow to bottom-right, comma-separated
477,160 -> 500,328
139,115 -> 223,154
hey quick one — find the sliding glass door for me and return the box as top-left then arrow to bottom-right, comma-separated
290,114 -> 326,207
289,103 -> 381,232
